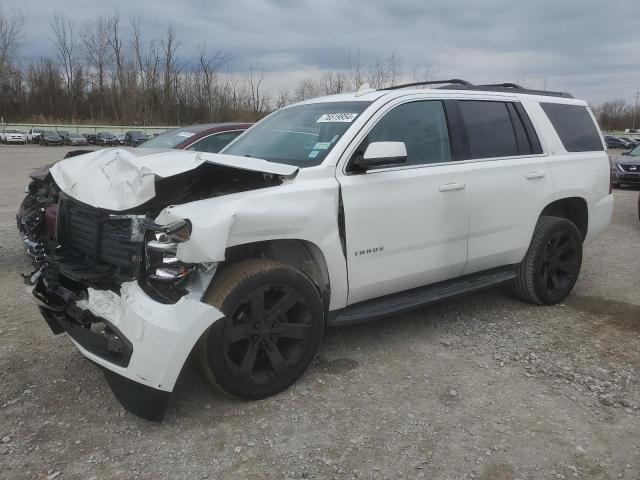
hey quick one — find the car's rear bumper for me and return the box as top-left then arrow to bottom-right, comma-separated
32,273 -> 224,421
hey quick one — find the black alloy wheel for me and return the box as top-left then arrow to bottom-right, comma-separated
538,230 -> 579,298
198,259 -> 324,400
513,216 -> 583,305
222,284 -> 313,385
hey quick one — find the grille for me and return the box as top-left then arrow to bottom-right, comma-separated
619,164 -> 640,173
58,195 -> 143,270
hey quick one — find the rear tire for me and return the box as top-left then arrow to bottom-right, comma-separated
513,216 -> 582,305
197,259 -> 324,400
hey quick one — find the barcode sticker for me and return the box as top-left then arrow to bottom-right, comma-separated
316,113 -> 358,123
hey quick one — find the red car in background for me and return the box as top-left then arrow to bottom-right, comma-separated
16,123 -> 251,258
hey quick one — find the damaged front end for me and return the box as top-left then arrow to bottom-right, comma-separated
16,173 -> 59,259
28,148 -> 297,420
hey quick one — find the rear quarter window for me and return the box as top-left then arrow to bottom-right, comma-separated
540,103 -> 604,152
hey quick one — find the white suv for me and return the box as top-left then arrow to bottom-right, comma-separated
30,80 -> 613,420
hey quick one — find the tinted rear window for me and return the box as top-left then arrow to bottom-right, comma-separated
458,101 -> 518,159
540,103 -> 603,152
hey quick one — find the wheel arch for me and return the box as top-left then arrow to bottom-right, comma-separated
222,239 -> 332,314
539,197 -> 588,240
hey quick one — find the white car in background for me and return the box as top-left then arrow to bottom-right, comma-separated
29,79 -> 613,421
1,129 -> 26,144
26,128 -> 43,143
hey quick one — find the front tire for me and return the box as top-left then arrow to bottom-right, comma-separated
197,259 -> 324,400
513,216 -> 582,305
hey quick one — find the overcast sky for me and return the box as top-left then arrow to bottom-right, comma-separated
17,0 -> 640,104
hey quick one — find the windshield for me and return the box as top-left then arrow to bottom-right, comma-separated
139,128 -> 201,149
629,145 -> 640,156
223,101 -> 372,167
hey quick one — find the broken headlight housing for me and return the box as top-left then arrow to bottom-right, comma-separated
142,219 -> 197,303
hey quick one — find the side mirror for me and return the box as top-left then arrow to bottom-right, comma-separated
353,142 -> 407,170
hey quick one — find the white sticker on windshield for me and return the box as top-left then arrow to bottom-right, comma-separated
316,113 -> 358,123
313,142 -> 331,150
177,132 -> 195,138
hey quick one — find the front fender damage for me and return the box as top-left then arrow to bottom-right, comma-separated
153,177 -> 348,310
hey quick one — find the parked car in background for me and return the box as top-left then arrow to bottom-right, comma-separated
95,132 -> 118,146
115,133 -> 126,145
56,131 -> 70,141
1,129 -> 26,144
64,133 -> 89,146
604,135 -> 628,149
610,145 -> 640,187
124,130 -> 148,146
139,123 -> 251,152
619,137 -> 636,149
27,128 -> 43,143
40,131 -> 63,146
85,133 -> 98,144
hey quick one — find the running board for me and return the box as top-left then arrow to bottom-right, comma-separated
328,267 -> 517,326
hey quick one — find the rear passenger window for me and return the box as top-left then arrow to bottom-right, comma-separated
540,103 -> 604,152
364,100 -> 451,166
459,101 -> 518,159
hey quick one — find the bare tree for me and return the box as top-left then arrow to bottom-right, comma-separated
198,44 -> 230,122
0,6 -> 25,70
346,49 -> 363,90
411,63 -> 438,83
106,11 -> 126,123
81,16 -> 111,120
367,51 -> 401,89
160,24 -> 180,123
51,13 -> 81,119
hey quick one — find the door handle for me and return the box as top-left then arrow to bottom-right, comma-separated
439,182 -> 466,192
525,171 -> 546,180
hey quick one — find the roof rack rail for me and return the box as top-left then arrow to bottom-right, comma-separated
381,79 -> 573,98
383,79 -> 473,90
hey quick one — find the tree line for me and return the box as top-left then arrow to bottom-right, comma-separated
0,7 -> 635,130
0,9 -> 421,126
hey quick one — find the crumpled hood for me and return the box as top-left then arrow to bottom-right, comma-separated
50,148 -> 298,211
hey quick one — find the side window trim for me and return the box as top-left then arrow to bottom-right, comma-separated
506,102 -> 531,155
513,103 -> 543,154
443,100 -> 470,161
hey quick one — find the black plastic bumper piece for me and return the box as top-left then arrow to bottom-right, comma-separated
102,369 -> 170,422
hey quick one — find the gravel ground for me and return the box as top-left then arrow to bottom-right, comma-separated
1,144 -> 639,480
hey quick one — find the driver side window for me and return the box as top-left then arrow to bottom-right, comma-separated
358,100 -> 452,168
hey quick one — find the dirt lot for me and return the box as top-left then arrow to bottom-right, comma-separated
0,144 -> 639,480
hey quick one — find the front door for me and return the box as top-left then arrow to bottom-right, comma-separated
337,100 -> 470,305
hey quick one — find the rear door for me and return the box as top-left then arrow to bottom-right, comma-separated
337,99 -> 470,304
451,99 -> 554,274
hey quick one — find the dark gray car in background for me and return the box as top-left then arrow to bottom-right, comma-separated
610,145 -> 640,187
